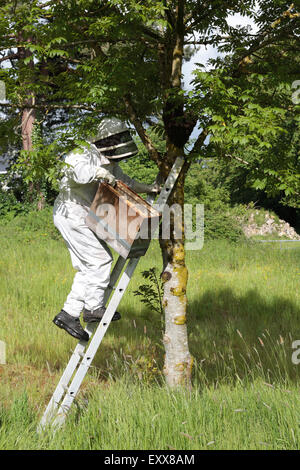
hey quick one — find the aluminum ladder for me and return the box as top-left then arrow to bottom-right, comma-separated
38,156 -> 185,431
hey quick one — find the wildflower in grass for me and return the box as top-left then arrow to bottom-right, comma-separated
279,335 -> 284,345
258,337 -> 264,347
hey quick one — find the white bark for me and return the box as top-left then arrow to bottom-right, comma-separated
162,262 -> 192,388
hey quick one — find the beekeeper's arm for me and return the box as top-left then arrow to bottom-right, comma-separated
113,164 -> 160,194
64,149 -> 116,185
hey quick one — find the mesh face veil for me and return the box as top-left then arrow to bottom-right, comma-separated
91,118 -> 138,161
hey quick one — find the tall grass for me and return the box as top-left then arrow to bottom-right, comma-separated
0,209 -> 300,449
1,378 -> 300,450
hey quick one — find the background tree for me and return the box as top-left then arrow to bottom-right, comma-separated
0,0 -> 82,206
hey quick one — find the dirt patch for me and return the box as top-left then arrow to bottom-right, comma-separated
0,363 -> 109,413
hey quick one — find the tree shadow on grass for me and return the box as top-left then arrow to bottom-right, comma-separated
89,287 -> 300,387
187,287 -> 300,385
91,298 -> 166,383
16,286 -> 300,389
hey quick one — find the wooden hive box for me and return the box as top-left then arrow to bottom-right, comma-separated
85,181 -> 161,259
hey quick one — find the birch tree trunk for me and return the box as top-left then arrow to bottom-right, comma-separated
159,0 -> 193,388
160,163 -> 193,388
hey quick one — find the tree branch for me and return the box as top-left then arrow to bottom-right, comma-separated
163,0 -> 176,28
123,93 -> 161,165
224,152 -> 257,169
140,25 -> 165,43
0,52 -> 20,63
231,5 -> 300,72
188,125 -> 210,157
0,101 -> 102,112
171,0 -> 184,89
224,153 -> 299,196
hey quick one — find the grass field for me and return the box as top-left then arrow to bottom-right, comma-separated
0,209 -> 300,450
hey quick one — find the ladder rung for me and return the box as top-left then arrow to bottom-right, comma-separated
61,384 -> 75,397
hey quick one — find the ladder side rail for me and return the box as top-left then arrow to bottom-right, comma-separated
146,156 -> 185,240
38,255 -> 127,430
52,257 -> 139,428
154,157 -> 185,209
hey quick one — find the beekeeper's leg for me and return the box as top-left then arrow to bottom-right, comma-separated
62,266 -> 86,318
54,212 -> 113,317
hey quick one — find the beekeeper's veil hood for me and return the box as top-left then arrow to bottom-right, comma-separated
90,117 -> 138,161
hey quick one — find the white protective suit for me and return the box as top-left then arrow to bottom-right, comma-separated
53,143 -> 153,318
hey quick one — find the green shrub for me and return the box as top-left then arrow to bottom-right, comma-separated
0,189 -> 32,222
0,205 -> 61,242
185,164 -> 246,241
204,209 -> 245,242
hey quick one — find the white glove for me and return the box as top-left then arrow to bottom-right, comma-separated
130,181 -> 162,194
94,167 -> 116,186
149,182 -> 162,194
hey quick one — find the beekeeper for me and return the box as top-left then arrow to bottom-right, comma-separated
53,117 -> 159,342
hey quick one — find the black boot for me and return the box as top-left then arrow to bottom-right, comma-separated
53,310 -> 89,342
83,306 -> 121,323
